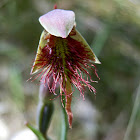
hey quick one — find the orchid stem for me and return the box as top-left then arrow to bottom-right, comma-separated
61,94 -> 68,140
61,79 -> 73,140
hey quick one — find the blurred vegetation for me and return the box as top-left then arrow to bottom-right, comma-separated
0,0 -> 140,140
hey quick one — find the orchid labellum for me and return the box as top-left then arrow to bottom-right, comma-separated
30,9 -> 100,128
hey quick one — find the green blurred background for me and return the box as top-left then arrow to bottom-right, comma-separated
0,0 -> 140,140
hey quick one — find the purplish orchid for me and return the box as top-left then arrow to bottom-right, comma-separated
30,8 -> 100,128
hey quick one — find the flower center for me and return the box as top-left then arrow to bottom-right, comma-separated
51,36 -> 70,78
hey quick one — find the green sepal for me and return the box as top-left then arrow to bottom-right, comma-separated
31,30 -> 49,74
70,29 -> 101,64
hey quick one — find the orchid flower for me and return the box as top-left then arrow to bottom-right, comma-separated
30,9 -> 100,128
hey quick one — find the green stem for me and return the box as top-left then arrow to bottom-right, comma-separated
123,82 -> 140,140
26,123 -> 47,140
61,93 -> 68,140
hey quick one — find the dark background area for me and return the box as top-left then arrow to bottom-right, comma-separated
0,0 -> 140,140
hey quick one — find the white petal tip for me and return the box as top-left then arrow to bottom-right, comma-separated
95,59 -> 101,64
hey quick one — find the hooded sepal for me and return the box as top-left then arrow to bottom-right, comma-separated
39,9 -> 75,38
